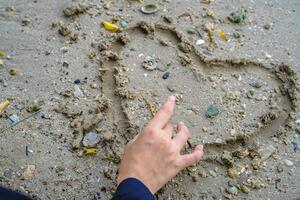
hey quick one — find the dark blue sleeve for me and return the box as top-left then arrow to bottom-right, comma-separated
0,186 -> 34,200
111,178 -> 155,200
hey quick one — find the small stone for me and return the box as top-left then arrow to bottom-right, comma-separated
82,131 -> 100,147
228,11 -> 246,24
167,85 -> 175,92
202,127 -> 208,132
196,39 -> 205,46
221,151 -> 234,166
258,145 -> 276,161
60,47 -> 69,53
21,18 -> 30,26
119,20 -> 128,28
90,83 -> 97,89
74,79 -> 81,84
74,85 -> 84,97
283,159 -> 293,167
230,129 -> 236,136
0,59 -> 3,66
3,169 -> 12,179
163,16 -> 173,23
191,174 -> 199,182
227,168 -> 238,179
226,186 -> 238,195
22,165 -> 36,180
263,23 -> 272,30
240,185 -> 250,194
26,100 -> 43,112
9,68 -> 17,75
162,72 -> 170,79
142,56 -> 157,70
249,80 -> 262,88
206,104 -> 220,118
227,180 -> 236,187
208,170 -> 217,177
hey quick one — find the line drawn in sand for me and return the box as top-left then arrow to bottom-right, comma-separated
99,21 -> 300,164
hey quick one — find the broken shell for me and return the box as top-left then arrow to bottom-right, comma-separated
82,131 -> 100,147
140,4 -> 159,14
142,56 -> 157,70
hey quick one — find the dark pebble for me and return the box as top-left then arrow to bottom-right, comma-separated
292,141 -> 299,153
3,169 -> 12,179
162,72 -> 170,79
228,180 -> 237,187
74,79 -> 81,84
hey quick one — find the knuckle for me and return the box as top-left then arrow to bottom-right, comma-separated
159,137 -> 169,146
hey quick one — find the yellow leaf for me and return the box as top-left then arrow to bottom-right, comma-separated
103,21 -> 119,32
0,100 -> 10,114
216,28 -> 228,41
84,148 -> 97,155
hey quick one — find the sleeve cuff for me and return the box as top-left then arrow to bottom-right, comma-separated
111,178 -> 155,200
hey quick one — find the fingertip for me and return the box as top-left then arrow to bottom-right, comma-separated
194,144 -> 204,159
195,144 -> 203,151
168,95 -> 176,102
178,121 -> 184,127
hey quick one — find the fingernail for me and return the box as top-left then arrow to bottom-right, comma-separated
179,121 -> 184,126
169,95 -> 176,102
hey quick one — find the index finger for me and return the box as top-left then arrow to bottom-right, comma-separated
147,95 -> 176,129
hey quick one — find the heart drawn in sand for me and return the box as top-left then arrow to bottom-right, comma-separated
100,21 -> 299,147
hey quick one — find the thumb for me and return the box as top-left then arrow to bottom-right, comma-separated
178,144 -> 203,169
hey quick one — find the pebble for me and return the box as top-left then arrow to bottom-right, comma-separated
9,68 -> 17,75
291,141 -> 299,152
228,11 -> 246,23
0,59 -> 3,66
196,39 -> 205,46
82,131 -> 100,147
60,47 -> 69,53
227,180 -> 237,187
3,169 -> 12,179
27,100 -> 43,112
240,185 -> 250,194
74,85 -> 84,97
258,145 -> 276,162
249,80 -> 262,88
162,72 -> 170,79
163,16 -> 173,23
283,159 -> 294,167
142,56 -> 157,70
74,79 -> 81,84
90,83 -> 97,89
167,85 -> 175,92
119,20 -> 128,28
206,104 -> 220,118
0,75 -> 4,83
226,186 -> 238,195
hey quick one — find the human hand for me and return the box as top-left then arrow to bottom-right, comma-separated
117,95 -> 204,194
